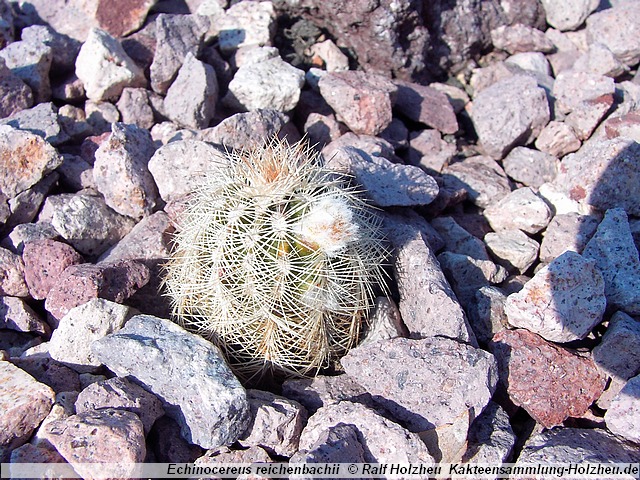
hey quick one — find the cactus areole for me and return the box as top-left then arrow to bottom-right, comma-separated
164,138 -> 389,380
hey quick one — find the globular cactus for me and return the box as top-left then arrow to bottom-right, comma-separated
164,137 -> 389,380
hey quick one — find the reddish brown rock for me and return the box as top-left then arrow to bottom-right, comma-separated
394,81 -> 458,134
318,70 -> 396,136
22,239 -> 84,300
490,329 -> 606,428
44,260 -> 150,321
96,0 -> 156,38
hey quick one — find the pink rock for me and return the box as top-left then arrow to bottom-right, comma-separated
22,239 -> 84,300
490,328 -> 607,428
44,260 -> 150,321
394,81 -> 458,134
490,24 -> 554,54
10,354 -> 81,393
318,70 -> 396,136
565,94 -> 613,141
534,120 -> 581,158
0,246 -> 28,297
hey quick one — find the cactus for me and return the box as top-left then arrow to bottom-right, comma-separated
163,138 -> 389,380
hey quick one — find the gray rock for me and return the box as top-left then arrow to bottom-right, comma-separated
553,70 -> 616,114
587,3 -> 640,66
94,122 -> 158,220
540,0 -> 600,31
466,286 -> 509,346
462,401 -> 515,465
13,0 -> 98,42
0,102 -> 69,146
195,445 -> 270,476
2,222 -> 60,255
216,1 -> 276,54
359,296 -> 408,347
164,52 -> 218,129
150,14 -> 210,94
290,423 -> 366,466
484,229 -> 539,273
238,389 -> 305,457
85,100 -> 121,135
442,156 -> 511,208
20,25 -> 81,73
490,24 -> 554,54
407,129 -> 456,174
341,336 -> 497,432
91,315 -> 250,449
516,427 -> 640,465
309,39 -> 349,73
325,147 -> 439,207
431,216 -> 491,261
471,74 -> 550,159
504,51 -> 551,76
225,56 -> 305,113
0,246 -> 28,297
0,58 -> 33,119
593,311 -> 640,382
75,28 -> 145,101
0,296 -> 49,335
38,193 -> 135,257
281,374 -> 370,415
56,154 -> 94,192
116,88 -> 155,130
534,120 -> 582,158
48,298 -> 134,373
298,400 -> 434,464
148,140 -> 228,202
502,146 -> 558,188
583,208 -> 640,315
6,173 -> 58,229
0,39 -> 52,103
539,212 -> 600,263
382,212 -> 475,343
504,251 -> 606,343
605,374 -> 640,444
75,376 -> 164,435
484,187 -> 552,234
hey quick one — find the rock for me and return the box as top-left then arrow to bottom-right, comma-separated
298,400 -> 434,464
38,193 -> 135,257
540,0 -> 600,31
504,251 -> 606,342
6,172 -> 58,229
75,28 -> 145,101
290,423 -> 366,466
382,213 -> 475,343
490,328 -> 607,427
430,82 -> 470,114
0,246 -> 28,297
0,58 -> 33,119
484,229 -> 539,273
321,132 -> 397,163
318,71 -> 396,136
150,14 -> 210,94
587,3 -> 640,66
0,2 -> 13,50
534,120 -> 582,158
505,51 -> 551,76
0,125 -> 62,200
95,0 -> 156,38
224,56 -> 305,113
0,296 -> 48,335
605,374 -> 640,444
0,102 -> 69,146
148,416 -> 204,463
116,88 -> 155,130
442,156 -> 511,208
491,24 -> 554,54
20,25 -> 81,73
603,111 -> 640,142
552,70 -> 616,115
200,110 -> 292,151
48,298 -> 134,372
216,1 -> 276,54
2,222 -> 60,255
573,42 -> 628,78
359,297 -> 408,347
75,376 -> 164,434
148,140 -> 227,202
92,315 -> 250,449
51,72 -> 86,102
40,409 -> 146,479
582,208 -> 640,315
431,216 -> 491,261
484,187 -> 552,234
164,52 -> 218,129
466,286 -> 509,346
539,212 -> 599,263
14,0 -> 99,42
593,311 -> 640,382
58,105 -> 93,142
502,146 -> 558,188
85,100 -> 121,134
281,375 -> 370,415
470,74 -> 550,159
341,336 -> 497,432
196,445 -> 271,476
0,39 -> 52,104
44,260 -> 149,322
407,129 -> 456,174
0,361 -> 54,457
94,122 -> 158,220
462,401 -> 516,464
22,239 -> 84,300
9,441 -> 67,467
394,81 -> 458,134
325,146 -> 438,207
309,39 -> 349,72
303,113 -> 347,149
238,389 -> 305,457
9,355 -> 80,393
516,427 -> 640,465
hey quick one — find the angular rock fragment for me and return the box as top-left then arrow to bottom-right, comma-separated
0,296 -> 49,335
216,1 -> 276,54
394,81 -> 458,134
431,216 -> 491,261
484,187 -> 552,234
466,286 -> 509,346
490,24 -> 554,54
407,129 -> 456,174
540,0 -> 600,31
95,0 -> 156,38
0,38 -> 52,103
0,246 -> 28,297
539,212 -> 600,263
9,355 -> 80,393
587,3 -> 640,66
534,120 -> 582,158
0,58 -> 33,119
116,88 -> 155,130
502,146 -> 558,188
290,423 -> 366,466
281,374 -> 370,415
552,70 -> 615,114
605,374 -> 640,445
442,156 -> 511,208
593,311 -> 640,382
484,229 -> 539,273
0,102 -> 69,146
462,401 -> 516,464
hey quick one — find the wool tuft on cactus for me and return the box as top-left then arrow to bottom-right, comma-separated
163,137 -> 389,380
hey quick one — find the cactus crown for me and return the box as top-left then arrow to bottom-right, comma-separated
164,137 -> 389,380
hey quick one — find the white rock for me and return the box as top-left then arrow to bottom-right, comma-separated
217,1 -> 276,54
504,52 -> 551,76
605,374 -> 640,444
587,3 -> 640,66
75,28 -> 145,101
309,39 -> 349,72
540,0 -> 600,31
483,187 -> 552,234
484,229 -> 539,273
552,69 -> 615,114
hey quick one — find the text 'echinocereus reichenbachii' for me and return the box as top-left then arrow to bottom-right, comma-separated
163,137 -> 389,380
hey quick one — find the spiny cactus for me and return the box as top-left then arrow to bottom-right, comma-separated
163,137 -> 389,380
